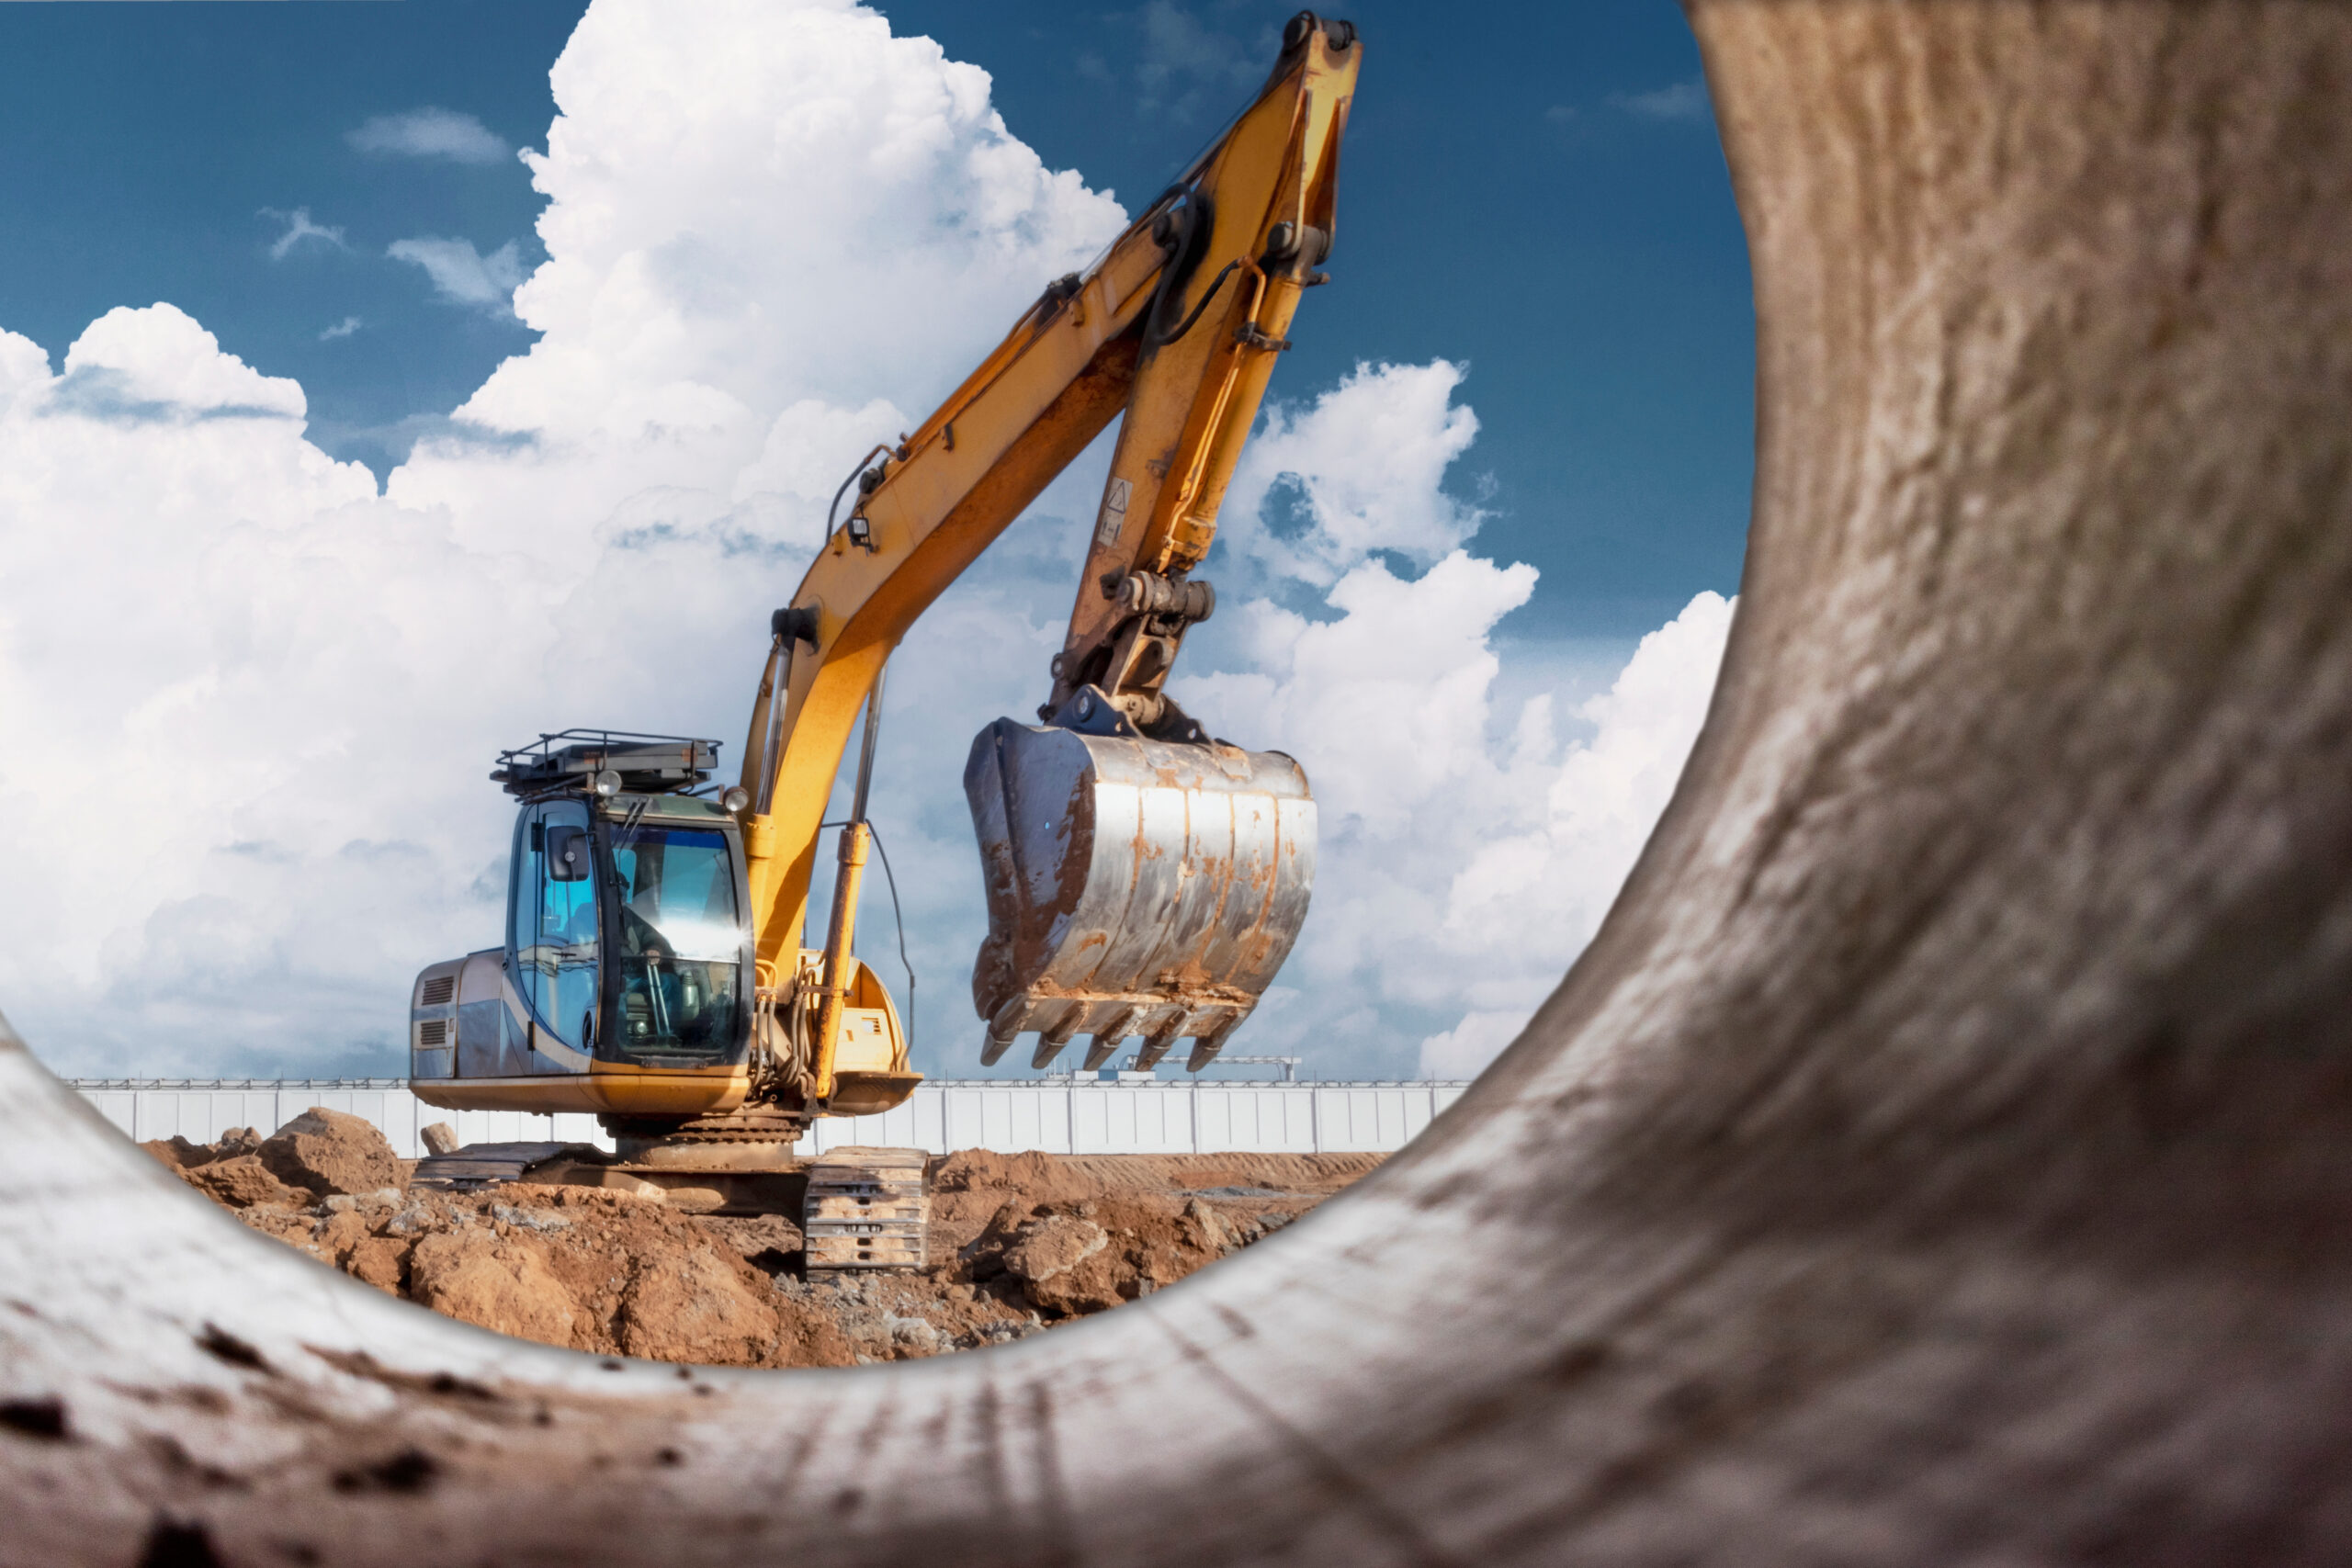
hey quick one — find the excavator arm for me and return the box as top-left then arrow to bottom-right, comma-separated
739,15 -> 1357,1095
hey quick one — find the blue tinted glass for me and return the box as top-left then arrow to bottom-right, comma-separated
606,825 -> 741,1063
521,802 -> 597,1048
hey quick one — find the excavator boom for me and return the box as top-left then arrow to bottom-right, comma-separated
741,16 -> 1357,1080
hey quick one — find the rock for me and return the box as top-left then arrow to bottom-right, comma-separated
384,1201 -> 441,1236
616,1247 -> 780,1365
1001,1214 -> 1132,1315
884,1313 -> 943,1355
408,1230 -> 581,1345
258,1107 -> 403,1199
188,1155 -> 306,1210
1001,1214 -> 1107,1285
959,1200 -> 1035,1280
421,1122 -> 460,1156
1182,1196 -> 1234,1253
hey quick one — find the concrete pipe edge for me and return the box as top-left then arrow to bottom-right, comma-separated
6,2 -> 2352,1562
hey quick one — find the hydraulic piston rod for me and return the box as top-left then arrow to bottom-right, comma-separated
809,660 -> 888,1102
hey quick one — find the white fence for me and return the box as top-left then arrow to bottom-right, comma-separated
65,1077 -> 1471,1160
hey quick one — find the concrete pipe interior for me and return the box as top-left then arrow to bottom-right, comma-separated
7,3 -> 2352,1562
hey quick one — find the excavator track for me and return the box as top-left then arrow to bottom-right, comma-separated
802,1146 -> 930,1271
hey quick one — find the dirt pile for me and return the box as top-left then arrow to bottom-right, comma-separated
258,1106 -> 406,1198
152,1123 -> 1377,1368
145,1108 -> 408,1212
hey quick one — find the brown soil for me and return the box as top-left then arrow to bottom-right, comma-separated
148,1113 -> 1377,1369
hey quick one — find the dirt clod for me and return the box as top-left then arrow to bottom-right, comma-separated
408,1231 -> 581,1345
187,1156 -> 305,1211
257,1107 -> 405,1200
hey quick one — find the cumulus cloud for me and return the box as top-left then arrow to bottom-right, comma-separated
45,304 -> 308,423
261,206 -> 347,261
388,237 -> 527,310
1221,359 -> 1486,587
348,107 -> 513,165
1168,344 -> 1734,1080
319,316 -> 362,342
0,0 -> 1124,1077
0,0 -> 1733,1089
1412,590 -> 1735,1077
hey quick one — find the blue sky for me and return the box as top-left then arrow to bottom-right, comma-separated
0,0 -> 1751,641
0,1 -> 1753,1083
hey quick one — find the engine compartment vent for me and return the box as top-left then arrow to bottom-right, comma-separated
419,976 -> 457,1007
416,1020 -> 449,1046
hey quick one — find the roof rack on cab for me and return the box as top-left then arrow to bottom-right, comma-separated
492,728 -> 719,799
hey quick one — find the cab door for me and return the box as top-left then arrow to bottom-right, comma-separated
508,799 -> 600,1068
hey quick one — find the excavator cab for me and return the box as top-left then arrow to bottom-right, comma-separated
410,732 -> 814,1122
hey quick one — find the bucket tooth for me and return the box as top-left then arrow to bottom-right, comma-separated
1031,1016 -> 1080,1070
1134,1029 -> 1181,1070
980,998 -> 1030,1066
1080,1008 -> 1139,1072
1187,1019 -> 1239,1074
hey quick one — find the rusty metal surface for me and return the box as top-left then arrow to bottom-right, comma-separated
965,718 -> 1316,1069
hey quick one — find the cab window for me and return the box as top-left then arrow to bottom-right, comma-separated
512,801 -> 599,1048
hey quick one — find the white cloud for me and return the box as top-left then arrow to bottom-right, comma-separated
261,206 -> 347,261
1412,590 -> 1736,1078
0,0 -> 1733,1091
348,107 -> 513,165
1419,1010 -> 1529,1080
387,237 -> 527,310
0,0 -> 1125,1078
1177,349 -> 1733,1080
1222,359 -> 1486,587
1610,80 -> 1713,121
52,303 -> 307,421
320,316 -> 363,342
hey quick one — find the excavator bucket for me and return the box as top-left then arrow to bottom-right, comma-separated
965,718 -> 1317,1073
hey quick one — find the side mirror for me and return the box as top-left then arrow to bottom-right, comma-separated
546,825 -> 591,883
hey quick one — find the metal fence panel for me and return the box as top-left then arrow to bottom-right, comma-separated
64,1077 -> 1472,1159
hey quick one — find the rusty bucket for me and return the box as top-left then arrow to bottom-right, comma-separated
964,717 -> 1317,1072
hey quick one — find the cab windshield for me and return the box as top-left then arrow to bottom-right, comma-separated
605,823 -> 745,1064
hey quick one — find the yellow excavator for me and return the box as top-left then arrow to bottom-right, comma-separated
407,15 -> 1357,1260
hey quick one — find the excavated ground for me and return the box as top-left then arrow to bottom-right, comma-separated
142,1108 -> 1379,1367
